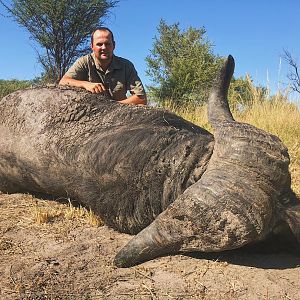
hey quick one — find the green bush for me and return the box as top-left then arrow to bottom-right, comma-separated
146,20 -> 222,107
0,79 -> 32,99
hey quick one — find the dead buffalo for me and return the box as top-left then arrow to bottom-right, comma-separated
0,56 -> 299,267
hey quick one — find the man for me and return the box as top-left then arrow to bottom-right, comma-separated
59,27 -> 147,105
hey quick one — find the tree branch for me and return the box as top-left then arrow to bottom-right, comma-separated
283,49 -> 300,94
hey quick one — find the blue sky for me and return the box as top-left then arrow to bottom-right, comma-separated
0,0 -> 299,100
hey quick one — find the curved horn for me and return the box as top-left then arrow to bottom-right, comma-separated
208,55 -> 235,127
114,55 -> 292,267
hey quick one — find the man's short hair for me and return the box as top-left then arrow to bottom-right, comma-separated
91,27 -> 115,45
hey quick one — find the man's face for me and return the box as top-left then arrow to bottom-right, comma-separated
91,30 -> 115,63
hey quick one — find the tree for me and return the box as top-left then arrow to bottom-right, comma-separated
283,49 -> 300,94
0,0 -> 118,83
228,75 -> 268,111
0,79 -> 32,99
145,19 -> 222,107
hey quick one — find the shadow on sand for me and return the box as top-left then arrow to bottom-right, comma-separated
185,237 -> 300,270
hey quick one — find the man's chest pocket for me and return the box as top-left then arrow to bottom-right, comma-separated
111,80 -> 124,91
110,80 -> 126,100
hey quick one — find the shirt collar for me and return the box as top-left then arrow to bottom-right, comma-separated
92,53 -> 121,73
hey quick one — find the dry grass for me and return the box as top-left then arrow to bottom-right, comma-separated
236,99 -> 300,195
166,103 -> 211,131
64,200 -> 103,227
31,197 -> 103,227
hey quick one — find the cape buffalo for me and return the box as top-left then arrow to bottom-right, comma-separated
0,56 -> 299,267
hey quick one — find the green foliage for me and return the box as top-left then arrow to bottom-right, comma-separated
1,0 -> 118,83
0,79 -> 32,99
228,75 -> 268,111
146,19 -> 223,107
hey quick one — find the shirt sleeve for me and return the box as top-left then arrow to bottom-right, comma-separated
126,62 -> 147,97
64,56 -> 89,80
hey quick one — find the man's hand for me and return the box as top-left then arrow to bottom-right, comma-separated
59,76 -> 106,94
83,82 -> 106,94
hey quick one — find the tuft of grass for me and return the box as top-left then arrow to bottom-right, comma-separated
65,199 -> 103,227
64,199 -> 86,220
86,208 -> 104,227
34,208 -> 52,224
33,200 -> 62,224
31,198 -> 103,227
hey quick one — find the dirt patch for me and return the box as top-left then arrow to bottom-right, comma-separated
1,193 -> 299,300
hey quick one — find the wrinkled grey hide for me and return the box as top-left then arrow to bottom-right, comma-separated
0,56 -> 299,268
0,80 -> 214,234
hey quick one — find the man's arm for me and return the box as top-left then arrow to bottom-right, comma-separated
118,94 -> 147,105
58,55 -> 106,93
59,76 -> 146,104
122,60 -> 147,105
59,76 -> 106,94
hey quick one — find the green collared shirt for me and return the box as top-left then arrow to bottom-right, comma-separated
65,53 -> 146,101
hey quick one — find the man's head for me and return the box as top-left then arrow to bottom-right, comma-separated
91,27 -> 115,66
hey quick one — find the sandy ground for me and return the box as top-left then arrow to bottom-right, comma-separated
1,192 -> 300,300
